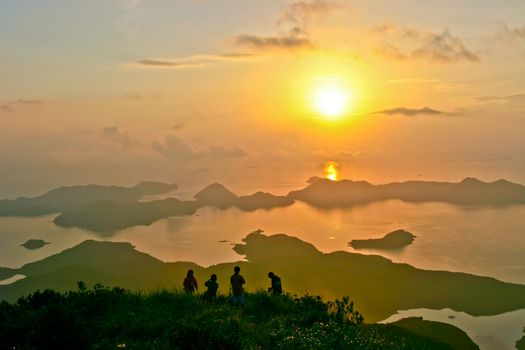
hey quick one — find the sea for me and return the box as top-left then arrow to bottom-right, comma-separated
1,199 -> 524,349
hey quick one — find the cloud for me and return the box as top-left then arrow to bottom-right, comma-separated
474,93 -> 525,103
116,0 -> 146,42
233,27 -> 313,50
137,59 -> 205,68
388,77 -> 440,84
152,134 -> 248,160
132,53 -> 254,69
208,145 -> 248,158
232,0 -> 343,52
474,93 -> 525,105
374,23 -> 480,63
152,134 -> 199,160
124,93 -> 163,101
473,96 -> 500,103
494,22 -> 525,43
374,107 -> 445,116
279,0 -> 343,24
413,31 -> 480,63
388,77 -> 466,91
0,99 -> 46,112
506,93 -> 525,103
101,126 -> 139,149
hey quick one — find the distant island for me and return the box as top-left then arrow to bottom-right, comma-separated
53,198 -> 199,234
1,177 -> 525,233
1,231 -> 524,322
288,177 -> 525,207
349,229 -> 416,250
194,183 -> 294,211
20,239 -> 50,250
0,181 -> 178,217
53,184 -> 294,233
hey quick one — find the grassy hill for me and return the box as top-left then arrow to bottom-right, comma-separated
0,285 -> 478,350
2,232 -> 525,322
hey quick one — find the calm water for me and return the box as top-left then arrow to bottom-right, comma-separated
382,308 -> 525,350
1,200 -> 524,349
1,200 -> 524,284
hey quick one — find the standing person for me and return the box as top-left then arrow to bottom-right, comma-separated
203,274 -> 219,301
183,269 -> 198,294
230,266 -> 246,305
268,272 -> 282,295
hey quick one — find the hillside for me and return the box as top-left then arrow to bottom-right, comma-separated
0,182 -> 178,217
0,286 -> 478,350
1,177 -> 523,233
1,232 -> 525,322
288,177 -> 525,207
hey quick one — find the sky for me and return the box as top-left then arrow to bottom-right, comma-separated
1,0 -> 524,198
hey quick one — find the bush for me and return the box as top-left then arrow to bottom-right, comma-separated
0,282 -> 453,350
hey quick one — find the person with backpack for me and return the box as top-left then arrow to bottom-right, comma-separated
230,266 -> 246,305
203,274 -> 219,301
183,269 -> 198,293
268,272 -> 282,295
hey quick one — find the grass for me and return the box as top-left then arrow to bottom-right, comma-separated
0,282 -> 456,350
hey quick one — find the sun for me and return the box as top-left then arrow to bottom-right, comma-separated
325,161 -> 339,181
312,80 -> 352,119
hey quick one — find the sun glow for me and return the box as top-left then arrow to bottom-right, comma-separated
325,161 -> 339,181
313,80 -> 352,119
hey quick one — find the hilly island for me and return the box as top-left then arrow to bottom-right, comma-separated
1,228 -> 525,349
1,177 -> 524,350
1,177 -> 524,233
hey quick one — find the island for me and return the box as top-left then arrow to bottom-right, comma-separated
349,229 -> 416,250
20,239 -> 50,250
53,183 -> 294,233
0,181 -> 178,217
288,177 -> 525,207
2,177 -> 525,234
388,317 -> 479,350
1,231 -> 525,322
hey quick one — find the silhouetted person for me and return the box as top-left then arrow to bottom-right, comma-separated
183,269 -> 198,294
230,266 -> 246,305
203,274 -> 218,301
267,272 -> 282,295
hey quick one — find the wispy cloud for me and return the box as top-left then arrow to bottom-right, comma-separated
152,134 -> 199,160
374,23 -> 480,63
232,0 -> 343,52
130,53 -> 254,69
0,99 -> 46,112
388,77 -> 466,91
373,107 -> 446,116
101,126 -> 139,149
234,27 -> 313,50
279,0 -> 343,24
474,93 -> 525,104
208,145 -> 248,158
388,77 -> 440,84
123,93 -> 163,101
494,22 -> 525,43
152,134 -> 248,160
116,0 -> 145,41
